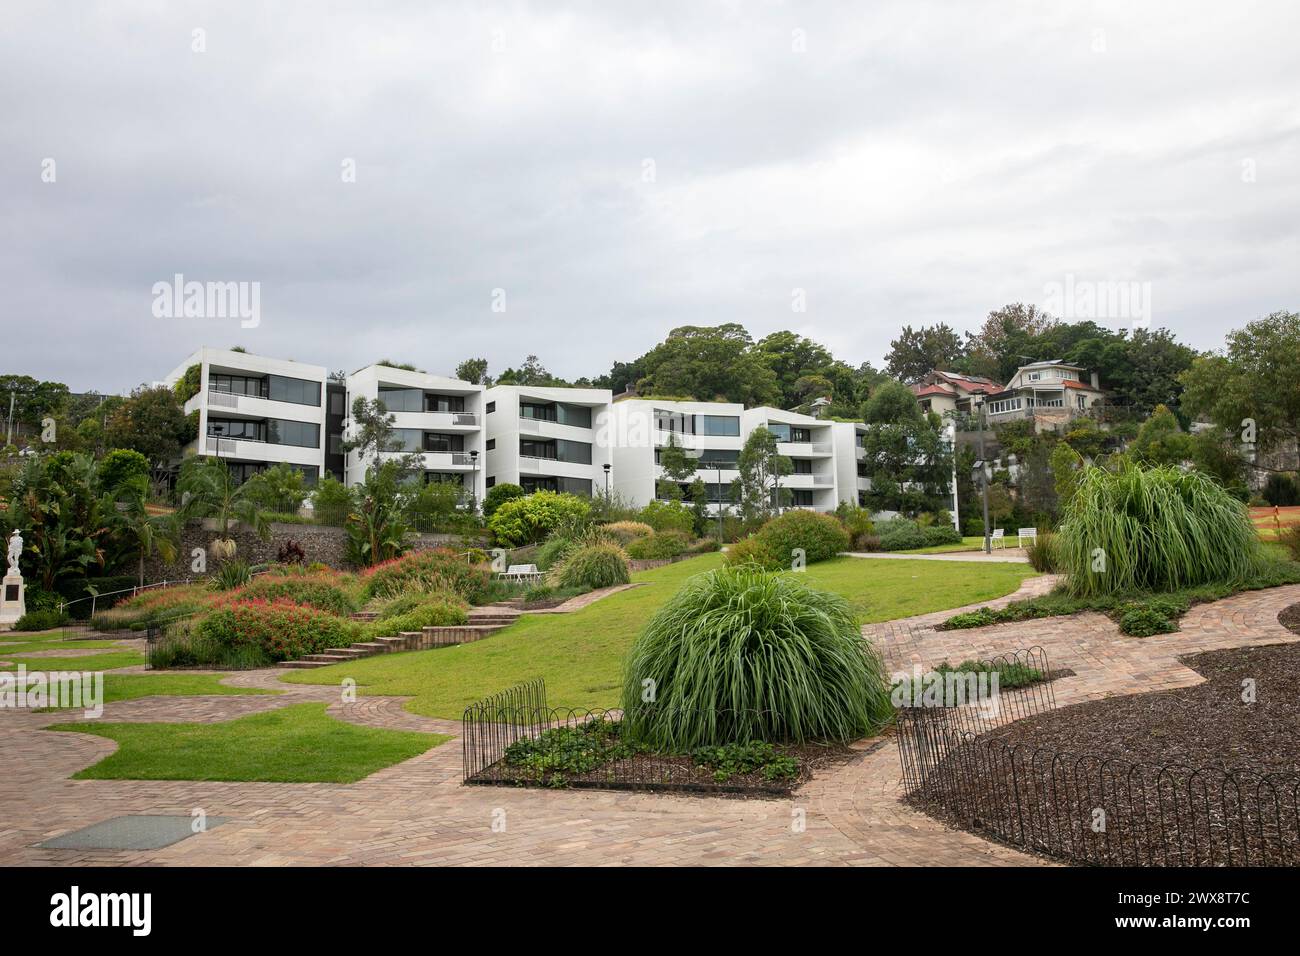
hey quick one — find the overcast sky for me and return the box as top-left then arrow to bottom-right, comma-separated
2,1 -> 1297,394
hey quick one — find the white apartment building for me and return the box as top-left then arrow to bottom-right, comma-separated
164,347 -> 330,484
482,385 -> 613,498
741,407 -> 840,511
831,420 -> 871,509
343,364 -> 486,502
609,399 -> 746,513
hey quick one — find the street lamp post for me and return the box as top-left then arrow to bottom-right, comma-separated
975,399 -> 991,555
469,449 -> 479,512
603,462 -> 611,500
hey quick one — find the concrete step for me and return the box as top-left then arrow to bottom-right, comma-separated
277,659 -> 329,669
351,642 -> 391,653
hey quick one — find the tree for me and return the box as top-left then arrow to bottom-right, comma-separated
731,427 -> 792,521
1180,311 -> 1300,456
483,482 -> 525,520
1050,442 -> 1083,511
656,432 -> 696,501
636,324 -> 780,405
98,448 -> 151,491
496,355 -> 561,387
884,324 -> 965,382
1131,404 -> 1194,467
753,331 -> 836,407
0,374 -> 70,443
1190,427 -> 1248,496
177,457 -> 270,549
341,396 -> 421,479
454,358 -> 491,386
960,303 -> 1058,382
860,382 -> 953,515
346,459 -> 413,565
102,385 -> 190,471
107,473 -> 180,587
7,452 -> 110,592
243,462 -> 310,513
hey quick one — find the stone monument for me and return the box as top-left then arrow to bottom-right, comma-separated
0,529 -> 25,629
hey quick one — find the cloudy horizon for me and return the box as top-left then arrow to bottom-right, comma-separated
2,0 -> 1297,394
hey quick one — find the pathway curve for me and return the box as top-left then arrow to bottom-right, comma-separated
2,576 -> 1297,866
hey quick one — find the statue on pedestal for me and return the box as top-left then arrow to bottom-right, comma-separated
1,529 -> 25,628
6,530 -> 21,576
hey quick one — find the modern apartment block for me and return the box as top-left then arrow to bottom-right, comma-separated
482,385 -> 613,498
609,399 -> 746,512
831,420 -> 871,509
740,407 -> 841,511
164,347 -> 329,484
343,365 -> 486,501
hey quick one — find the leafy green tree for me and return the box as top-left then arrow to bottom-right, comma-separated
487,490 -> 591,546
107,473 -> 180,586
959,303 -> 1058,382
347,460 -> 412,565
1181,311 -> 1300,456
859,381 -> 953,514
731,427 -> 793,521
454,358 -> 491,386
884,324 -> 965,382
495,355 -> 562,387
103,385 -> 190,471
656,432 -> 697,501
1050,442 -> 1083,511
98,448 -> 151,491
342,396 -> 421,479
636,324 -> 780,405
0,374 -> 70,441
482,482 -> 525,520
1131,404 -> 1194,466
754,331 -> 836,407
243,462 -> 310,513
177,457 -> 270,547
1190,427 -> 1248,496
7,452 -> 110,591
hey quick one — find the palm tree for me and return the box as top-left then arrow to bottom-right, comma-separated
176,457 -> 270,558
108,474 -> 181,586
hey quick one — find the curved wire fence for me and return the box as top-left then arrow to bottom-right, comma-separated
462,678 -> 808,795
896,646 -> 1300,866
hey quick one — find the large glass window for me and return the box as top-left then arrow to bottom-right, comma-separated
699,415 -> 740,436
210,373 -> 264,397
378,386 -> 423,413
520,402 -> 557,422
265,418 -> 320,448
424,472 -> 465,486
655,409 -> 694,433
425,393 -> 465,413
556,404 -> 591,428
423,433 -> 465,453
696,448 -> 739,469
267,375 -> 321,406
391,428 -> 424,452
208,418 -> 263,441
791,459 -> 813,474
521,476 -> 592,497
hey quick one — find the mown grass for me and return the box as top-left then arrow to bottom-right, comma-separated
48,703 -> 448,782
0,650 -> 147,671
283,553 -> 1038,718
36,673 -> 277,710
895,535 -> 992,554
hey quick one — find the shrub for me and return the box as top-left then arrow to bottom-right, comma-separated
754,510 -> 850,565
482,482 -> 526,520
921,524 -> 962,547
1117,601 -> 1179,637
195,600 -> 359,663
13,608 -> 68,632
1262,473 -> 1300,507
853,533 -> 881,552
550,543 -> 631,590
722,536 -> 781,570
626,531 -> 690,560
276,539 -> 306,564
1058,459 -> 1264,596
210,560 -> 253,591
488,491 -> 591,546
638,499 -> 696,534
364,595 -> 468,637
1281,525 -> 1300,562
362,548 -> 493,604
91,584 -> 214,630
690,740 -> 799,782
686,537 -> 722,555
621,567 -> 894,748
602,520 -> 655,544
225,573 -> 360,616
1026,533 -> 1060,573
834,503 -> 875,540
875,518 -> 927,551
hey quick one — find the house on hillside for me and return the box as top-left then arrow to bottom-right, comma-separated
912,362 -> 1106,433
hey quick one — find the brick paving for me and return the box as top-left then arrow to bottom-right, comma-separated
2,575 -> 1297,866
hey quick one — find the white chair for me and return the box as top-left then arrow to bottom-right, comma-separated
989,529 -> 1006,549
1018,527 -> 1038,549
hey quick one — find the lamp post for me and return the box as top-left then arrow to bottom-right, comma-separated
975,398 -> 991,555
603,462 -> 611,499
210,423 -> 223,462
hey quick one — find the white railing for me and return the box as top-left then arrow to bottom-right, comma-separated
207,389 -> 241,409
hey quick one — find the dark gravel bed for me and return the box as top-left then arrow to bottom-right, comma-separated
908,642 -> 1300,866
1279,602 -> 1300,636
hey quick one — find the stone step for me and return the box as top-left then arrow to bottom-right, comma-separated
276,659 -> 329,669
350,611 -> 379,621
301,652 -> 358,663
351,642 -> 391,653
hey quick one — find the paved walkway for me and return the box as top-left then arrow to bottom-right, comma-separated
2,576 -> 1297,866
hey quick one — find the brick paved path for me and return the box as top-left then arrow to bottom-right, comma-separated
2,577 -> 1297,866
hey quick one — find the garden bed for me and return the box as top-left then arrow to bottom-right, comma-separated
1279,602 -> 1300,637
909,642 -> 1300,866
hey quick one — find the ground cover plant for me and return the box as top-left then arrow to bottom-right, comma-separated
282,553 -> 1038,718
940,558 -> 1300,636
50,702 -> 449,783
620,566 -> 894,749
549,542 -> 631,590
362,548 -> 493,604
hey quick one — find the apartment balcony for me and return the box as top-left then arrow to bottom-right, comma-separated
517,456 -> 594,479
518,416 -> 595,440
204,436 -> 320,466
777,441 -> 834,458
202,388 -> 322,420
783,473 -> 836,490
391,410 -> 480,431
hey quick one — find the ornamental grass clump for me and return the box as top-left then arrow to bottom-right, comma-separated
620,567 -> 893,749
550,542 -> 631,590
1058,459 -> 1264,597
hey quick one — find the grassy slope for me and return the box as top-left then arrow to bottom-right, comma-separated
49,702 -> 448,783
0,651 -> 147,671
894,535 -> 991,554
283,553 -> 1037,718
36,673 -> 278,709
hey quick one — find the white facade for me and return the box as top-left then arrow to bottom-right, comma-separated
831,420 -> 870,509
483,385 -> 613,498
609,399 -> 746,513
344,364 -> 486,503
741,407 -> 840,512
163,347 -> 328,481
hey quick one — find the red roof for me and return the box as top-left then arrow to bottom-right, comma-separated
912,384 -> 955,398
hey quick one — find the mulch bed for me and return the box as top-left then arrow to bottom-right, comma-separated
907,641 -> 1300,866
469,741 -> 857,797
1279,602 -> 1300,637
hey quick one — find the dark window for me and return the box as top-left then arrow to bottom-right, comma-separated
697,449 -> 739,469
425,393 -> 466,413
424,472 -> 465,486
485,438 -> 496,450
655,409 -> 694,434
520,402 -> 558,422
210,373 -> 265,398
329,391 -> 346,415
486,401 -> 496,413
378,386 -> 423,412
267,374 -> 321,406
699,415 -> 740,436
423,433 -> 465,453
485,476 -> 496,488
792,459 -> 813,474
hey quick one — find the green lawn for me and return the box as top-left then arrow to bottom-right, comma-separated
896,536 -> 997,554
49,702 -> 448,782
0,650 -> 147,671
0,638 -> 124,655
36,673 -> 278,710
283,553 -> 1037,718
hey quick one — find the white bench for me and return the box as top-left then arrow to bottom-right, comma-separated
989,529 -> 1005,549
500,564 -> 544,583
1018,527 -> 1038,549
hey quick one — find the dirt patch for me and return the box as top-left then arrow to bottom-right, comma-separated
1279,602 -> 1300,637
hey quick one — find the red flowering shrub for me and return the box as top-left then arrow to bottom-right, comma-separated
195,599 -> 360,663
362,548 -> 492,604
221,573 -> 361,616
